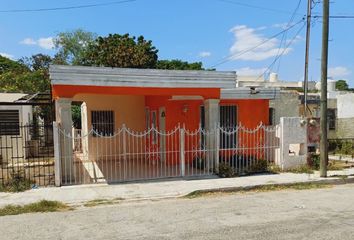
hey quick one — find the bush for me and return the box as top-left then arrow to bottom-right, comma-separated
248,159 -> 268,173
217,162 -> 237,178
1,172 -> 34,192
308,153 -> 320,170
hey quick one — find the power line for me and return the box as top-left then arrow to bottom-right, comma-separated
255,22 -> 307,81
275,0 -> 303,73
0,0 -> 136,13
216,0 -> 305,16
208,19 -> 305,69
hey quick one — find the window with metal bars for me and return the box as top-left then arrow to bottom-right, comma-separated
220,105 -> 238,149
328,109 -> 336,130
91,110 -> 114,136
0,110 -> 20,135
269,108 -> 275,126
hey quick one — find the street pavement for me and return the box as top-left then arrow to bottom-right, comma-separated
1,183 -> 354,240
1,169 -> 354,208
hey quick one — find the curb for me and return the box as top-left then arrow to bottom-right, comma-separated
182,176 -> 354,197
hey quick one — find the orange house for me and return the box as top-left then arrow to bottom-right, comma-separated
50,65 -> 279,184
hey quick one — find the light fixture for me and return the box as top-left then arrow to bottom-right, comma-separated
182,104 -> 188,113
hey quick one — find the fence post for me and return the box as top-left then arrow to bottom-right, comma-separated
180,125 -> 185,177
214,123 -> 220,174
53,122 -> 61,187
122,124 -> 127,180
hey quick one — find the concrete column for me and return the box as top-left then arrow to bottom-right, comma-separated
55,98 -> 74,183
81,102 -> 89,160
204,99 -> 220,172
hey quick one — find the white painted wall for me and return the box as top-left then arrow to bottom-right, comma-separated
0,105 -> 33,163
275,117 -> 307,170
337,93 -> 354,119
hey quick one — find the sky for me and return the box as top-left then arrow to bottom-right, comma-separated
0,0 -> 353,86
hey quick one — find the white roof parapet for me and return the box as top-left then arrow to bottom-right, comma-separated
50,65 -> 237,89
221,87 -> 280,100
0,93 -> 28,103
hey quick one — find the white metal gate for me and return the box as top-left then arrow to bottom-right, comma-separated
55,123 -> 279,185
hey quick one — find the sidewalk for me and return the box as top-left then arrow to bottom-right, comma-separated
1,169 -> 354,208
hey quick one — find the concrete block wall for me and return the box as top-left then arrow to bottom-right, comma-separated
275,117 -> 308,170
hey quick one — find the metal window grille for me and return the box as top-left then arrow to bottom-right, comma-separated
269,108 -> 275,126
328,109 -> 336,130
0,110 -> 20,136
220,105 -> 237,148
91,110 -> 114,136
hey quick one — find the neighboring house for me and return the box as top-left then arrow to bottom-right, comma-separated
299,80 -> 354,139
237,72 -> 316,91
269,90 -> 300,126
0,93 -> 33,164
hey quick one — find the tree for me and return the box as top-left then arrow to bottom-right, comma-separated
156,59 -> 204,70
19,54 -> 52,71
83,34 -> 158,68
0,70 -> 50,93
0,55 -> 28,74
336,80 -> 349,91
53,29 -> 97,65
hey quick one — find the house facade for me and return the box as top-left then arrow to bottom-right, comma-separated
50,65 -> 300,185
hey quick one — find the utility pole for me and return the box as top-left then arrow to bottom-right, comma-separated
303,0 -> 312,117
320,0 -> 330,177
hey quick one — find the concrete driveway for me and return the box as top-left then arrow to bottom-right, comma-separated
1,184 -> 354,239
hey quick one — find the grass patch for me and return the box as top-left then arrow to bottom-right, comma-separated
285,165 -> 314,174
0,200 -> 72,217
184,182 -> 331,199
83,198 -> 124,207
0,175 -> 34,193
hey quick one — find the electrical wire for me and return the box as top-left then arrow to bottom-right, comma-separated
216,0 -> 304,16
255,22 -> 307,81
0,0 -> 136,13
208,19 -> 305,69
275,0 -> 303,73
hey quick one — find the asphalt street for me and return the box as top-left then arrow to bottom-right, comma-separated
1,184 -> 354,240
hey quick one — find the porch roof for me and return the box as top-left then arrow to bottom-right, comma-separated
49,65 -> 236,89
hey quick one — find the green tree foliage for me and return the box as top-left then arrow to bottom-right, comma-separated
0,54 -> 51,93
0,55 -> 28,74
156,59 -> 204,70
336,79 -> 349,91
19,54 -> 52,71
53,29 -> 97,65
83,34 -> 158,68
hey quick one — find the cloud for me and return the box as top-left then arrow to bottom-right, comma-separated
236,67 -> 267,76
328,66 -> 351,78
228,25 -> 293,61
0,52 -> 14,59
20,38 -> 36,45
272,23 -> 289,30
20,37 -> 54,50
198,51 -> 211,58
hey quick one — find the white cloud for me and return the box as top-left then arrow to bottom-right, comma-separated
236,67 -> 267,76
20,37 -> 54,50
198,51 -> 211,58
228,25 -> 293,61
20,38 -> 36,45
328,66 -> 351,78
272,23 -> 289,30
0,52 -> 14,59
